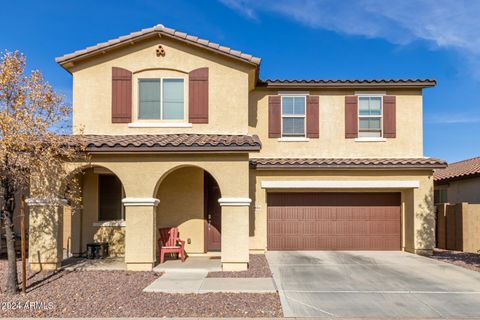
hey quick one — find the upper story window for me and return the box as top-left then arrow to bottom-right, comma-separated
281,96 -> 306,137
138,78 -> 185,120
358,96 -> 382,137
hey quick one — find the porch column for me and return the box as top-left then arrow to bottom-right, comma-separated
218,198 -> 251,271
26,198 -> 66,271
123,197 -> 159,271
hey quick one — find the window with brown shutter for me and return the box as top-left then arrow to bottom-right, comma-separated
306,96 -> 319,138
189,67 -> 208,123
383,96 -> 396,138
345,96 -> 358,138
268,96 -> 281,138
111,67 -> 132,123
358,96 -> 382,137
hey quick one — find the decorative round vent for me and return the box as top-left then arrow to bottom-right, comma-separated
156,45 -> 165,57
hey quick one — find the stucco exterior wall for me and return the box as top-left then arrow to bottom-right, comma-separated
248,88 -> 424,158
436,177 -> 480,205
156,167 -> 205,253
249,169 -> 434,253
66,153 -> 250,198
71,37 -> 253,135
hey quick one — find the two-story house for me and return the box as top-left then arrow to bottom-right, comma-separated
28,24 -> 446,272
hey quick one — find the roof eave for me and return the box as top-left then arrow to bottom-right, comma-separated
85,145 -> 261,153
434,172 -> 480,184
256,81 -> 436,89
56,29 -> 261,71
252,164 -> 446,170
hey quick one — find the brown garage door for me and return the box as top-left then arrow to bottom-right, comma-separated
267,192 -> 401,250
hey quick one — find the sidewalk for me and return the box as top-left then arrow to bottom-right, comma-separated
143,270 -> 276,293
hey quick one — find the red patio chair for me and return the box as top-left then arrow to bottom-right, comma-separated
158,227 -> 186,264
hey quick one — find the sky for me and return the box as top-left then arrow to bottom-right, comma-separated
1,0 -> 479,163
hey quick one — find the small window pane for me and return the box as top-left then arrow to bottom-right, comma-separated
370,97 -> 381,115
282,117 -> 305,136
293,97 -> 306,114
359,97 -> 370,115
369,118 -> 381,130
138,79 -> 160,119
162,79 -> 184,120
282,97 -> 294,115
359,96 -> 382,115
360,117 -> 381,130
359,118 -> 370,130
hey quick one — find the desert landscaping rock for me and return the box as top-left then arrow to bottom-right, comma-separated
207,254 -> 272,278
432,249 -> 480,272
0,260 -> 282,317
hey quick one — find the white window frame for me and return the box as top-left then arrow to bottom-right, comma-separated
358,95 -> 383,138
137,77 -> 186,122
281,95 -> 307,138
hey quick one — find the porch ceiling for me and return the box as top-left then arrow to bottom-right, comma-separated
70,134 -> 262,153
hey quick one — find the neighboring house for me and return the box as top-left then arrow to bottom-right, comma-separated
434,157 -> 480,204
27,24 -> 446,272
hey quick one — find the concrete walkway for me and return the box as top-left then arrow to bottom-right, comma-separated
61,256 -> 126,271
267,251 -> 480,318
144,271 -> 275,293
152,256 -> 222,273
145,257 -> 276,293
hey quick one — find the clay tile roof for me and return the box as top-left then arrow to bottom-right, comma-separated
434,157 -> 480,182
56,24 -> 261,66
75,134 -> 261,153
250,158 -> 447,169
257,79 -> 436,89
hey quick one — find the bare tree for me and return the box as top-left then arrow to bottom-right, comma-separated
0,51 -> 83,295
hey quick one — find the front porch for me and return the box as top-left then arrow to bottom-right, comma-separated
60,255 -> 222,273
27,152 -> 253,272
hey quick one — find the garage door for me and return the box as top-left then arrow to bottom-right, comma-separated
267,192 -> 401,250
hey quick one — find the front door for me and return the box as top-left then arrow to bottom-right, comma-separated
205,172 -> 221,251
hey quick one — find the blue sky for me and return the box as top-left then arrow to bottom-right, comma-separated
1,0 -> 479,162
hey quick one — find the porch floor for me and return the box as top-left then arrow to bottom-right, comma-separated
153,256 -> 222,273
61,256 -> 126,271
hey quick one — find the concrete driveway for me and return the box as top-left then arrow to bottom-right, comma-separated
266,251 -> 480,318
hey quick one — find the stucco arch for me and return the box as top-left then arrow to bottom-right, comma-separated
152,163 -> 223,198
61,162 -> 126,197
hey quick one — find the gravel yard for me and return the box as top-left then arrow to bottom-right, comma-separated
432,249 -> 480,272
0,260 -> 282,317
207,254 -> 272,278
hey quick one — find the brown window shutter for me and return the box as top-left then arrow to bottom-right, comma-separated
383,96 -> 396,138
345,96 -> 358,138
189,67 -> 209,124
306,96 -> 319,138
268,96 -> 281,138
111,67 -> 132,123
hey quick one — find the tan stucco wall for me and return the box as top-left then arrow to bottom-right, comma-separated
65,153 -> 250,198
156,167 -> 205,253
436,177 -> 480,205
71,37 -> 253,135
249,88 -> 424,158
249,169 -> 434,253
29,205 -> 63,271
